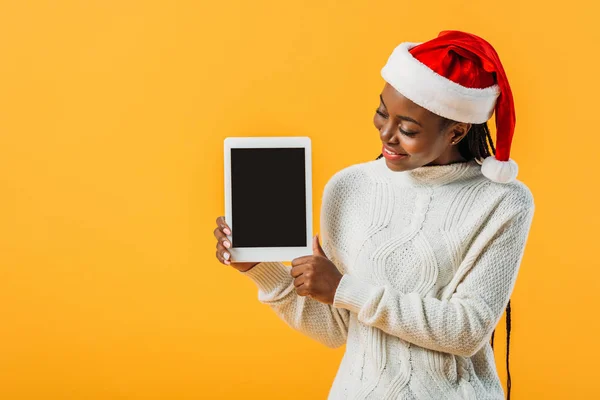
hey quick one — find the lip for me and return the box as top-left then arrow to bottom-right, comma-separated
382,144 -> 408,161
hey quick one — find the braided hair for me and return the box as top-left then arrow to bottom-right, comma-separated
375,120 -> 513,400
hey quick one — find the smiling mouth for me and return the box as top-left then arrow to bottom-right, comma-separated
383,146 -> 407,156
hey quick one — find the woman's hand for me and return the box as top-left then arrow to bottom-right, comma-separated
214,216 -> 259,272
291,234 -> 343,305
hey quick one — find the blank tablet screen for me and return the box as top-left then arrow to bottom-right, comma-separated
230,148 -> 307,248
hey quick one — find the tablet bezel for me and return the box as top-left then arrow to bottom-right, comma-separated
224,136 -> 313,262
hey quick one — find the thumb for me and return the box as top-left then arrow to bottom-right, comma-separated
313,233 -> 327,257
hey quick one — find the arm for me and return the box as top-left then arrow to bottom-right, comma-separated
237,169 -> 353,348
239,235 -> 350,349
332,205 -> 535,357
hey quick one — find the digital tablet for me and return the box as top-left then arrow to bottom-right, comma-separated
223,136 -> 313,262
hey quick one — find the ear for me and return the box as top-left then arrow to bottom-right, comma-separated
448,122 -> 471,145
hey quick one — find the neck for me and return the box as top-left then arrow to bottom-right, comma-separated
372,157 -> 482,187
424,149 -> 467,166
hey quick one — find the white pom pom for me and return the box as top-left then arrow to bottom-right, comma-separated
481,155 -> 518,183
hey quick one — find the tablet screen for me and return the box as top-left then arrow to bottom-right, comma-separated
230,147 -> 307,248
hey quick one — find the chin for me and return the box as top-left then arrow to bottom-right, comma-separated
385,158 -> 410,171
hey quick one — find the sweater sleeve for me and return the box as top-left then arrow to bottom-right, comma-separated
238,234 -> 350,349
332,205 -> 535,357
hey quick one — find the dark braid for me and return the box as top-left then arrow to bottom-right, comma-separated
439,117 -> 496,161
375,118 -> 513,400
506,300 -> 512,399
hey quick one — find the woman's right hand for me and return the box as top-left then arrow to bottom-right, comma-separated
214,216 -> 259,272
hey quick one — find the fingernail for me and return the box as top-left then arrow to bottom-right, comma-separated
224,227 -> 231,235
223,252 -> 230,260
223,240 -> 230,248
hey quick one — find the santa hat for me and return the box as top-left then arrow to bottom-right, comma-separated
380,30 -> 518,184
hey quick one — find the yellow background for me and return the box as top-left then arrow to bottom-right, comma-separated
1,0 -> 597,399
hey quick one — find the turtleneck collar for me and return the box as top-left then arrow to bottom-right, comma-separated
371,156 -> 484,187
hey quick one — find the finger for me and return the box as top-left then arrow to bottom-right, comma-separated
290,264 -> 307,278
213,224 -> 232,250
313,233 -> 326,257
213,225 -> 226,240
293,275 -> 306,288
296,285 -> 310,297
216,216 -> 232,235
291,255 -> 312,267
215,235 -> 231,250
216,241 -> 230,258
215,248 -> 231,265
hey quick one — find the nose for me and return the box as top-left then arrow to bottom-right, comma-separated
379,119 -> 398,143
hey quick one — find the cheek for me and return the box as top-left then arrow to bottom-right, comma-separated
373,115 -> 382,129
402,137 -> 429,154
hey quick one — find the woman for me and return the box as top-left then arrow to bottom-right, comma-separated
213,30 -> 534,400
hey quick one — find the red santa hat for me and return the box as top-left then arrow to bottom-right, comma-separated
380,30 -> 518,184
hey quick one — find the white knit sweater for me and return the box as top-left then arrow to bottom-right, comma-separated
239,156 -> 535,400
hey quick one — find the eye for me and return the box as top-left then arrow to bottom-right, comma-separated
376,108 -> 418,136
399,128 -> 418,137
375,109 -> 388,119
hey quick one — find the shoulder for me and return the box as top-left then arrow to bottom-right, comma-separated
323,159 -> 377,195
473,177 -> 535,223
493,178 -> 535,212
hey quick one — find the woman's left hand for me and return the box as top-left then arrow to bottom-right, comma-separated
291,234 -> 344,305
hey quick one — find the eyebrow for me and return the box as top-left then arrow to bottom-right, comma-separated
379,94 -> 423,127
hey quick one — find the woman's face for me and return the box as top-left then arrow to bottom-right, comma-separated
374,82 -> 470,172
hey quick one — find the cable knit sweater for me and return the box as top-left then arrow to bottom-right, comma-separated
239,156 -> 535,400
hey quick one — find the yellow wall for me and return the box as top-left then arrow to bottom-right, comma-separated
1,1 -> 597,398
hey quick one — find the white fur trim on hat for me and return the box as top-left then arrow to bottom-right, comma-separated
481,155 -> 518,183
381,42 -> 501,124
